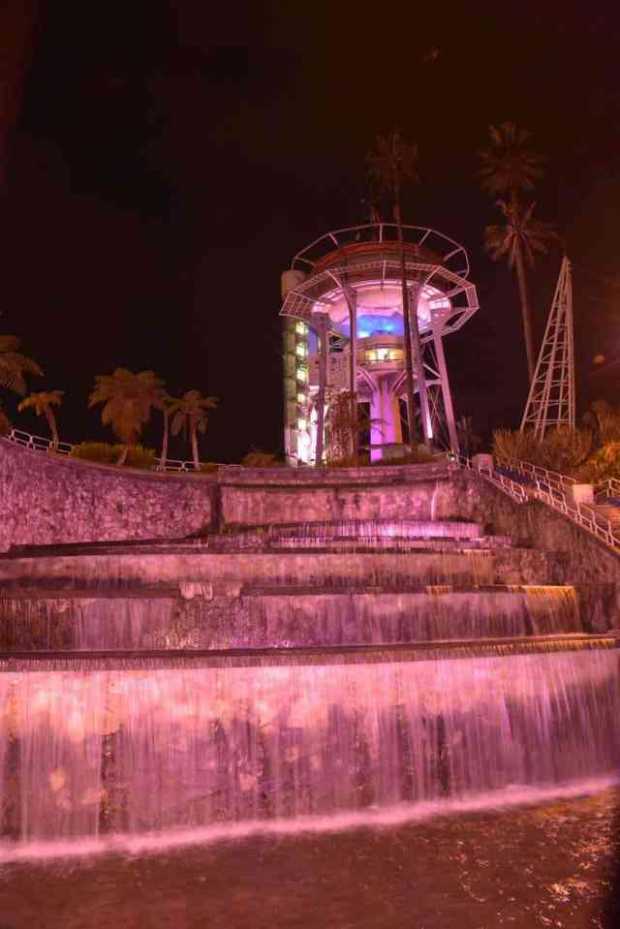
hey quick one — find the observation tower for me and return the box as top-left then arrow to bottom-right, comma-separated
280,223 -> 479,465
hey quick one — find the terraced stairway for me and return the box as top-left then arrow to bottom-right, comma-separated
0,517 -> 583,651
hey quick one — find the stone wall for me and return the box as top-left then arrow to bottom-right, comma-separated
0,438 -> 214,551
0,440 -> 460,549
455,471 -> 620,631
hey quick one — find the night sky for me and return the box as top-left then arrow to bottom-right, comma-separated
2,1 -> 620,461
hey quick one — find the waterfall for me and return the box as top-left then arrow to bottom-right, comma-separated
0,647 -> 618,844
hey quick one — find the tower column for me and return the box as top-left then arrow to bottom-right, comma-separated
314,313 -> 329,465
432,320 -> 459,454
409,283 -> 433,445
370,375 -> 402,461
343,286 -> 358,457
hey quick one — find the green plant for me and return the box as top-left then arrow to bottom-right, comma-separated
170,390 -> 218,470
575,442 -> 620,485
492,428 -> 541,465
124,445 -> 157,469
479,122 -> 552,381
591,400 -> 620,444
18,390 -> 64,447
535,426 -> 592,474
70,442 -> 119,465
89,369 -> 164,464
70,442 -> 156,469
0,402 -> 11,436
199,462 -> 220,473
241,450 -> 283,468
0,335 -> 42,395
493,426 -> 593,475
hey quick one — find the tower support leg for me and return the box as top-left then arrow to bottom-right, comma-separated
409,283 -> 433,446
314,314 -> 329,465
432,326 -> 460,455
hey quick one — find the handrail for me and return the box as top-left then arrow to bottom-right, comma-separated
496,456 -> 576,490
453,454 -> 620,552
595,477 -> 620,501
450,454 -> 530,505
6,428 -> 73,456
3,428 -> 223,475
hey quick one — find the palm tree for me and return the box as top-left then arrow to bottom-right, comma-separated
0,335 -> 42,395
18,390 -> 64,448
484,199 -> 557,377
479,122 -> 551,381
89,368 -> 164,465
479,122 -> 544,196
367,131 -> 430,448
0,401 -> 10,436
157,392 -> 176,468
170,390 -> 218,469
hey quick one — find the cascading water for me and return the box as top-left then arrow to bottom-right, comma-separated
1,510 -> 618,855
1,648 -> 618,843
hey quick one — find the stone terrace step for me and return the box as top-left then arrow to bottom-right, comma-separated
0,584 -> 581,651
237,519 -> 484,539
0,548 -> 553,591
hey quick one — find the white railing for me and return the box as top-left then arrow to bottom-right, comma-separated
6,428 -> 73,456
534,483 -> 620,550
451,454 -> 530,504
595,477 -> 620,501
496,457 -> 576,493
3,428 -> 222,475
455,453 -> 620,552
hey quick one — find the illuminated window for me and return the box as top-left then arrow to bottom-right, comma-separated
389,349 -> 404,361
297,418 -> 307,431
366,349 -> 377,362
297,367 -> 308,383
297,392 -> 306,404
295,343 -> 307,358
295,321 -> 308,336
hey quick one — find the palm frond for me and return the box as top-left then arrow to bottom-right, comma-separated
479,122 -> 544,196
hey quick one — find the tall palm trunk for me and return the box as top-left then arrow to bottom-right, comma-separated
44,406 -> 59,449
160,408 -> 169,468
514,240 -> 535,382
190,417 -> 200,470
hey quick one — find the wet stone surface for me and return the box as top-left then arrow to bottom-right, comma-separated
1,789 -> 619,929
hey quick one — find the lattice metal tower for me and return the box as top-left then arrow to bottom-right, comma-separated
520,256 -> 575,438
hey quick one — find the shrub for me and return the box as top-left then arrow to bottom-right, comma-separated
125,445 -> 157,469
492,429 -> 541,465
199,462 -> 219,474
574,442 -> 620,485
70,442 -> 118,465
493,427 -> 592,476
536,426 -> 592,474
0,405 -> 10,436
70,442 -> 156,469
241,450 -> 283,468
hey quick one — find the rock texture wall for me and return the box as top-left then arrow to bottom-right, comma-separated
0,439 -> 213,551
221,476 -> 461,526
455,471 -> 620,631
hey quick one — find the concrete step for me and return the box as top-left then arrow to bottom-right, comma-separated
0,547 -> 552,591
0,584 -> 581,651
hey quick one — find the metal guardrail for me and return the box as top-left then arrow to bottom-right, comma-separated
6,428 -> 73,456
496,456 -> 576,492
450,454 -> 530,504
4,428 -> 221,474
595,477 -> 620,501
455,454 -> 620,552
